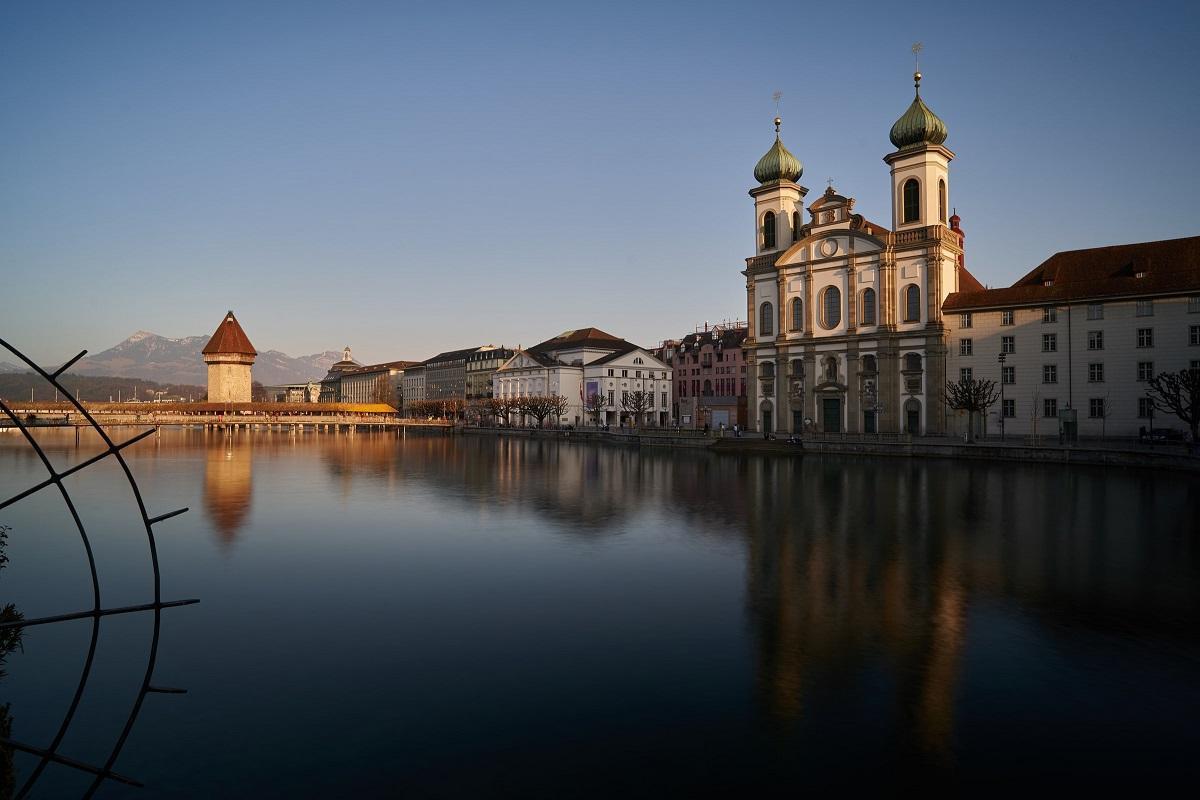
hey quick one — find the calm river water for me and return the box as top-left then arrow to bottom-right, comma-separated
1,428 -> 1198,797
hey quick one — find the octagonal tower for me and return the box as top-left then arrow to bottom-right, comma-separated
202,311 -> 257,403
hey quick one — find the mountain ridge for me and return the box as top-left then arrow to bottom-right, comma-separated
67,331 -> 340,385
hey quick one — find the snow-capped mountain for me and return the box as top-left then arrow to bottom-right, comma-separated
69,331 -> 340,385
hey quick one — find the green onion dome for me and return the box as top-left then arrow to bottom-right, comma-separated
754,117 -> 803,184
889,72 -> 948,149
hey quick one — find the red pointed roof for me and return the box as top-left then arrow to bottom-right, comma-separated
202,311 -> 257,356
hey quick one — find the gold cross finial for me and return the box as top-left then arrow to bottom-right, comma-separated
912,42 -> 924,91
772,91 -> 783,133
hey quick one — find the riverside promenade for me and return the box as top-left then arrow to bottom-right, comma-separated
464,426 -> 1200,473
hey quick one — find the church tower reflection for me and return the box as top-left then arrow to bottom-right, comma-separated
203,433 -> 253,545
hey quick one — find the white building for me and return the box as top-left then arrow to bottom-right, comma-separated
743,70 -> 976,436
944,236 -> 1200,439
492,327 -> 673,426
339,360 -> 418,406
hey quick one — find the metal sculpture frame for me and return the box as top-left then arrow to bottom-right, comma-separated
0,337 -> 198,798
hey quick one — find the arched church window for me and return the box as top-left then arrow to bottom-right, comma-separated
763,211 -> 776,249
902,179 -> 920,224
938,179 -> 947,224
790,297 -> 803,332
861,288 -> 876,326
862,355 -> 878,373
792,211 -> 801,242
760,361 -> 775,378
821,286 -> 841,329
759,302 -> 774,336
904,353 -> 923,372
903,284 -> 921,323
791,359 -> 804,379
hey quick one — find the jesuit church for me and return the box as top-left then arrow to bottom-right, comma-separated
744,69 -> 982,436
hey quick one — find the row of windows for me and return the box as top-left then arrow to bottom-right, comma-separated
759,285 -> 921,335
605,369 -> 667,378
995,398 -> 1168,420
973,360 -> 1195,386
960,326 -> 1198,356
965,298 -> 1200,329
679,379 -> 745,397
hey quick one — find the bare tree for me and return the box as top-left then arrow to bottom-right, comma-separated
464,399 -> 491,425
943,375 -> 1001,444
584,392 -> 607,426
516,395 -> 568,428
1146,368 -> 1200,450
620,390 -> 654,428
372,377 -> 397,408
494,396 -> 516,426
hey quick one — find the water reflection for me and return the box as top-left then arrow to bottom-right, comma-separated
203,433 -> 253,544
3,429 -> 1196,792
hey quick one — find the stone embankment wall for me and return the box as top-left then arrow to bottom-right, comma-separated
462,427 -> 1198,473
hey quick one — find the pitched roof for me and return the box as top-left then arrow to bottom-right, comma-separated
587,342 -> 645,366
678,327 -> 748,350
943,235 -> 1200,311
341,360 -> 421,377
202,311 -> 256,356
530,327 -> 625,352
424,346 -> 484,365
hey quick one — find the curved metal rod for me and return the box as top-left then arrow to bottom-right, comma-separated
0,337 -> 164,602
0,398 -> 101,612
83,605 -> 163,799
15,615 -> 102,799
1,337 -> 195,795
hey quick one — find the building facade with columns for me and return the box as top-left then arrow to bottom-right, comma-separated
743,72 -> 980,436
493,327 -> 673,427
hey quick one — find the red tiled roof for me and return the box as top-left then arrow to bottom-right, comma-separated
943,235 -> 1200,311
201,311 -> 256,356
957,264 -> 986,294
531,327 -> 626,352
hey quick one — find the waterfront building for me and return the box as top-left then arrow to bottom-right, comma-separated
672,323 -> 749,429
492,327 -> 673,426
339,360 -> 420,406
401,364 -> 426,411
466,347 -> 516,400
944,236 -> 1200,439
202,311 -> 257,404
425,346 -> 500,402
743,70 -> 976,436
264,382 -> 320,403
318,347 -> 360,403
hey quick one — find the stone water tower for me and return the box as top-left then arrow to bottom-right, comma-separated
202,311 -> 257,403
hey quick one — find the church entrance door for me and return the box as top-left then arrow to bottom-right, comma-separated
822,398 -> 841,433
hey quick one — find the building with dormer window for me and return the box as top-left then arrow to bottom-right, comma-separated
743,70 -> 981,435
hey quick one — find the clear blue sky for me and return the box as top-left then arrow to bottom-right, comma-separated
3,0 -> 1198,365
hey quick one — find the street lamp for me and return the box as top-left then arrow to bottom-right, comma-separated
998,352 -> 1007,442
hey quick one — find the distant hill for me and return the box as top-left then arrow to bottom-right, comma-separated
0,373 -> 205,403
66,331 -> 340,386
0,361 -> 27,374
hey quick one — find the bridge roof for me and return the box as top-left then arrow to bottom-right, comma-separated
202,311 -> 257,356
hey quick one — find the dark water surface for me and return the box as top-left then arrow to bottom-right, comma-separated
1,428 -> 1198,797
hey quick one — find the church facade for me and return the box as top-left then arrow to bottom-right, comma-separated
743,71 -> 981,435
